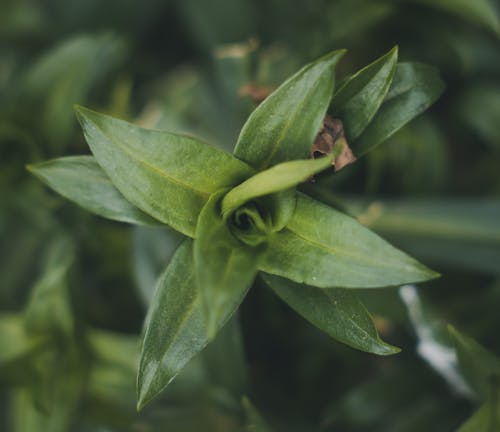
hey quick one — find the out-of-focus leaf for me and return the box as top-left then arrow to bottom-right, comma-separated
138,240 -> 244,410
331,46 -> 398,140
22,34 -> 125,150
399,285 -> 472,397
457,402 -> 500,432
132,225 -> 184,306
353,62 -> 444,156
412,0 -> 500,35
449,325 -> 500,400
221,155 -> 333,216
75,105 -> 253,237
348,199 -> 500,275
0,314 -> 46,380
28,156 -> 159,226
234,50 -> 345,170
24,235 -> 75,338
194,190 -> 259,338
259,193 -> 438,288
263,274 -> 399,355
458,84 -> 500,150
242,396 -> 274,432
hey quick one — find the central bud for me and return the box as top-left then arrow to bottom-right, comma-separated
227,200 -> 270,247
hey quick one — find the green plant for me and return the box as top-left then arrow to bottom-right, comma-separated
29,47 -> 443,410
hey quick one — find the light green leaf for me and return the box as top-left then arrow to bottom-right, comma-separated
259,193 -> 438,288
221,154 -> 333,216
263,274 -> 399,355
194,190 -> 260,338
353,62 -> 444,156
331,46 -> 398,141
74,105 -> 253,237
234,50 -> 345,170
457,402 -> 500,432
138,240 -> 244,409
28,156 -> 159,226
449,325 -> 500,400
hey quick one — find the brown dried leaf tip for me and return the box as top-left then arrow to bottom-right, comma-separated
310,116 -> 356,172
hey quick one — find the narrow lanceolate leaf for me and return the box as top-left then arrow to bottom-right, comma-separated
233,50 -> 345,170
263,274 -> 399,355
138,240 -> 243,410
28,156 -> 159,226
74,105 -> 254,237
353,62 -> 444,156
259,193 -> 438,288
330,46 -> 398,141
194,190 -> 260,339
448,325 -> 500,400
221,154 -> 334,216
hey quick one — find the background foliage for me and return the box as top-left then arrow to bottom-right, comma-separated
1,0 -> 500,430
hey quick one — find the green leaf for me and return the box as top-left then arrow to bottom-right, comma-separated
194,190 -> 260,338
259,193 -> 438,288
353,62 -> 444,156
242,396 -> 275,432
28,156 -> 159,226
458,402 -> 500,432
347,198 -> 500,275
138,240 -> 244,409
448,325 -> 500,400
331,46 -> 398,141
74,105 -> 253,237
24,235 -> 75,338
413,0 -> 500,35
233,50 -> 345,170
262,274 -> 399,355
221,154 -> 333,216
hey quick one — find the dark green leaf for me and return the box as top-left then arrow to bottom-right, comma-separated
194,190 -> 260,338
28,156 -> 159,226
331,46 -> 398,140
259,193 -> 438,288
353,62 -> 444,156
221,154 -> 333,216
75,105 -> 253,237
448,325 -> 500,400
263,274 -> 399,355
234,50 -> 345,170
138,240 -> 244,409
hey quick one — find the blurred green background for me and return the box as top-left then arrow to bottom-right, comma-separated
1,0 -> 500,430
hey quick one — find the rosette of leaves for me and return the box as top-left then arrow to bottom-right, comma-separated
29,46 -> 443,409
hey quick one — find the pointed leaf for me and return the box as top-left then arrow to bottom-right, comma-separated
221,154 -> 333,216
353,62 -> 444,156
194,190 -> 260,338
28,156 -> 159,226
75,105 -> 253,237
263,274 -> 399,355
138,240 -> 244,409
234,50 -> 345,170
331,46 -> 398,140
449,325 -> 500,400
259,193 -> 438,288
